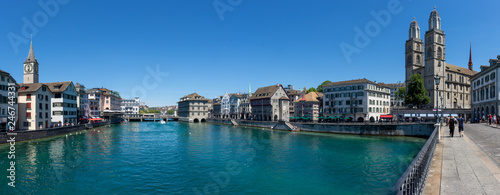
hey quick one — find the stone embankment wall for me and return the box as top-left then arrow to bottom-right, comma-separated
207,119 -> 435,137
0,121 -> 111,144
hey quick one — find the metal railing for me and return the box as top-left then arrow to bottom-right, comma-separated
393,123 -> 439,194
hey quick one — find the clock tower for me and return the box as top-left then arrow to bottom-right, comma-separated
23,41 -> 39,84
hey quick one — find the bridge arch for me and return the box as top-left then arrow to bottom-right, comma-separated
193,118 -> 199,123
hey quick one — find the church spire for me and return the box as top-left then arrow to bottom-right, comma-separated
468,42 -> 473,70
24,39 -> 38,64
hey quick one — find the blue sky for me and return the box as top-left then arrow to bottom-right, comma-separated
1,0 -> 499,106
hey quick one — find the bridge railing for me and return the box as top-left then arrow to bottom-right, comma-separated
393,123 -> 439,194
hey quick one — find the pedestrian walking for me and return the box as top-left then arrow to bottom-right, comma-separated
458,115 -> 465,137
448,116 -> 456,137
489,114 -> 492,125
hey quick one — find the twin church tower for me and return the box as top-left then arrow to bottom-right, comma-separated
405,7 -> 476,109
23,41 -> 39,84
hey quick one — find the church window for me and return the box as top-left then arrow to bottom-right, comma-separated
416,55 -> 421,64
426,47 -> 432,58
407,56 -> 412,64
417,44 -> 420,50
438,36 -> 442,43
437,47 -> 443,59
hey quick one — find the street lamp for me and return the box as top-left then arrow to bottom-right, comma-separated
434,74 -> 441,123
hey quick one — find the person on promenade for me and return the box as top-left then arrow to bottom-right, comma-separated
458,115 -> 465,137
489,114 -> 492,125
448,116 -> 456,137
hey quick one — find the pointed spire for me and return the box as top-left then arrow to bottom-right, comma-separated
468,42 -> 473,70
249,82 -> 252,95
24,39 -> 38,64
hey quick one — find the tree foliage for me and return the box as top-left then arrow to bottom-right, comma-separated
316,80 -> 332,92
306,87 -> 317,94
406,74 -> 430,107
395,87 -> 406,105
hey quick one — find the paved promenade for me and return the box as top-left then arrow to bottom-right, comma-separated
439,123 -> 500,194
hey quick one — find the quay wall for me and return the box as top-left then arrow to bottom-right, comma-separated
0,121 -> 111,144
207,119 -> 435,137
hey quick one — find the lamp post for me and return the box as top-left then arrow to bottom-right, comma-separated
434,74 -> 441,123
397,81 -> 401,123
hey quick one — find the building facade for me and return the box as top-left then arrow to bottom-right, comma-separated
294,92 -> 322,122
385,82 -> 405,108
0,70 -> 18,131
221,92 -> 230,118
121,97 -> 140,118
177,93 -> 210,122
239,93 -> 252,119
471,55 -> 500,121
17,83 -> 53,130
405,7 -> 476,109
46,82 -> 78,125
87,88 -> 101,118
229,93 -> 242,119
75,83 -> 89,123
250,84 -> 290,122
323,79 -> 391,122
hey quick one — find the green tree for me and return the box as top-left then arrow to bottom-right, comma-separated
406,74 -> 430,108
395,87 -> 406,106
316,80 -> 332,92
167,110 -> 175,114
306,87 -> 317,94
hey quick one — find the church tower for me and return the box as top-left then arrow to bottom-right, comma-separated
424,7 -> 445,108
405,17 -> 424,85
23,41 -> 39,84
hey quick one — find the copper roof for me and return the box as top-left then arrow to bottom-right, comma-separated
44,81 -> 73,93
323,78 -> 375,87
24,41 -> 38,64
445,63 -> 477,76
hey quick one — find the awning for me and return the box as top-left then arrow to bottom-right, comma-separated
404,114 -> 411,117
380,115 -> 393,119
89,118 -> 103,121
451,114 -> 458,117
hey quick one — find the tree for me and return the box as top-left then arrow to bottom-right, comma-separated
395,87 -> 406,106
316,80 -> 332,92
167,110 -> 175,114
306,87 -> 317,94
406,74 -> 430,108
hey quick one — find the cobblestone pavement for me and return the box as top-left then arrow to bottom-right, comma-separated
466,124 -> 500,167
440,124 -> 500,194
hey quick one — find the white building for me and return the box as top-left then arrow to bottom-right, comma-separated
17,83 -> 53,130
221,92 -> 230,118
229,93 -> 242,119
323,79 -> 391,122
0,70 -> 18,131
121,97 -> 140,118
46,82 -> 78,125
75,83 -> 89,122
87,88 -> 101,118
471,55 -> 500,121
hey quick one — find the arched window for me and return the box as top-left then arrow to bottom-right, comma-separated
437,47 -> 443,59
426,47 -> 432,58
438,36 -> 441,43
416,55 -> 421,64
416,44 -> 420,50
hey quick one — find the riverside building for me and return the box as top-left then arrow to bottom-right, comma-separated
471,55 -> 500,120
0,70 -> 18,131
250,84 -> 290,122
323,79 -> 391,122
178,93 -> 210,123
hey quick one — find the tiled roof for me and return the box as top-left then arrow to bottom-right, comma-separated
18,83 -> 47,93
323,78 -> 375,87
250,84 -> 282,100
44,81 -> 73,93
180,93 -> 209,101
445,63 -> 477,76
0,69 -> 17,83
294,92 -> 322,103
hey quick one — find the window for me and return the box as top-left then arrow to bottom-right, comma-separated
27,94 -> 31,100
39,112 -> 42,118
27,103 -> 31,109
39,103 -> 42,109
27,112 -> 31,118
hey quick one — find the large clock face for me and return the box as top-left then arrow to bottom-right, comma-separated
24,64 -> 33,73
